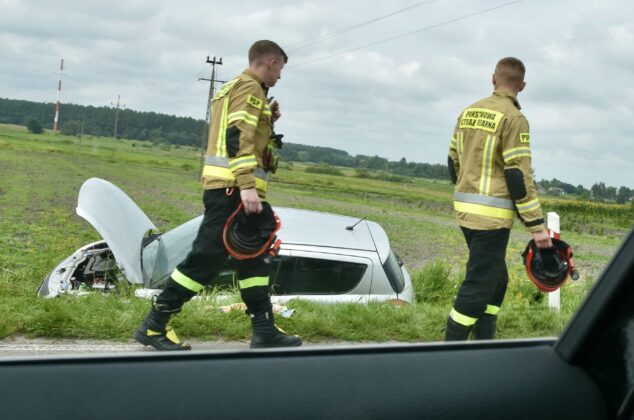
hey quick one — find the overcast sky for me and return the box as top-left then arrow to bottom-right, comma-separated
1,0 -> 632,188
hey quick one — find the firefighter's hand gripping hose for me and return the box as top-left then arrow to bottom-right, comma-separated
222,202 -> 282,262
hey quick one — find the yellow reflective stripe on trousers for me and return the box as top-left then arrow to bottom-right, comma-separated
479,135 -> 497,195
516,198 -> 541,214
238,276 -> 269,289
485,305 -> 500,315
450,308 -> 478,326
503,147 -> 531,163
171,268 -> 204,293
227,110 -> 258,127
228,155 -> 257,170
454,201 -> 515,220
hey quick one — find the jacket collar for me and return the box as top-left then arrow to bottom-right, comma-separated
243,69 -> 267,91
493,89 -> 521,110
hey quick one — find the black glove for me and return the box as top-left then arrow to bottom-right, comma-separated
271,133 -> 284,149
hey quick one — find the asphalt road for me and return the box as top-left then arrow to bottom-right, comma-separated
0,336 -> 375,358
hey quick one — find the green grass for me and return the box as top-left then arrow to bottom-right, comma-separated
0,123 -> 630,343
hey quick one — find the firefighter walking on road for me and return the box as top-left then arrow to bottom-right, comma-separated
134,40 -> 302,351
445,57 -> 553,341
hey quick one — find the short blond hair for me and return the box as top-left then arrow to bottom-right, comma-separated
494,57 -> 525,87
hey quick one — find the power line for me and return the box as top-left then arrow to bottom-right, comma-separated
287,0 -> 523,68
286,0 -> 438,52
220,1 -> 440,78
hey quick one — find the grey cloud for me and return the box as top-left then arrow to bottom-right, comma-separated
1,0 -> 633,188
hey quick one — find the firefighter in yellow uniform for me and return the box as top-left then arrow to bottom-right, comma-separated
134,40 -> 302,350
445,57 -> 553,341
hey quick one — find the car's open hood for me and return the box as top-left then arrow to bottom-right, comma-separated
76,178 -> 157,284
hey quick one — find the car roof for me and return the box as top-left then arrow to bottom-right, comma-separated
274,207 -> 379,253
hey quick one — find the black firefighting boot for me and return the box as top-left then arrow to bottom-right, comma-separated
133,284 -> 192,351
472,314 -> 497,340
444,317 -> 473,341
248,305 -> 303,349
241,285 -> 302,348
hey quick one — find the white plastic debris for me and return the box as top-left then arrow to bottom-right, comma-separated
217,303 -> 295,318
134,289 -> 296,318
134,288 -> 162,299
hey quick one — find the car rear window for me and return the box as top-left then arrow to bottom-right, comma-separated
382,250 -> 405,293
270,256 -> 367,295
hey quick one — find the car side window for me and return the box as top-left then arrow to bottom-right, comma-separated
270,256 -> 367,295
382,250 -> 405,293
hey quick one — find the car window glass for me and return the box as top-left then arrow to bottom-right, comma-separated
269,255 -> 295,294
270,256 -> 367,295
383,250 -> 405,293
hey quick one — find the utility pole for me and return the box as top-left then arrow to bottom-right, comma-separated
197,56 -> 224,177
53,58 -> 64,133
77,114 -> 86,152
112,94 -> 124,139
79,114 -> 85,139
110,94 -> 125,161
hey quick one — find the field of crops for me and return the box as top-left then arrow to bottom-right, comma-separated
0,123 -> 631,344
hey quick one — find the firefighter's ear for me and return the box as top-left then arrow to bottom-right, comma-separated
518,81 -> 526,92
266,55 -> 277,69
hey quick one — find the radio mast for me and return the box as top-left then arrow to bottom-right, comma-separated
53,58 -> 64,132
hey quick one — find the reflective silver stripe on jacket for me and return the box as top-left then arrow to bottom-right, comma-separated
205,156 -> 270,181
255,168 -> 270,181
454,192 -> 514,209
206,156 -> 229,167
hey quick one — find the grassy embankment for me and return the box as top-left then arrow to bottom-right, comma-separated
0,123 -> 631,343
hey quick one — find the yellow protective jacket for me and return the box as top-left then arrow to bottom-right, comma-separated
202,69 -> 275,198
448,90 -> 545,232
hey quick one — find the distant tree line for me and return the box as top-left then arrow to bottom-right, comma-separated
0,97 -> 204,146
539,178 -> 633,204
3,97 -> 631,202
278,143 -> 448,180
590,182 -> 633,204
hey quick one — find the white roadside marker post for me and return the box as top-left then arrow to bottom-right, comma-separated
547,212 -> 560,311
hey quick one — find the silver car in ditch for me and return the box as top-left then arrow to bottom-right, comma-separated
38,178 -> 414,304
